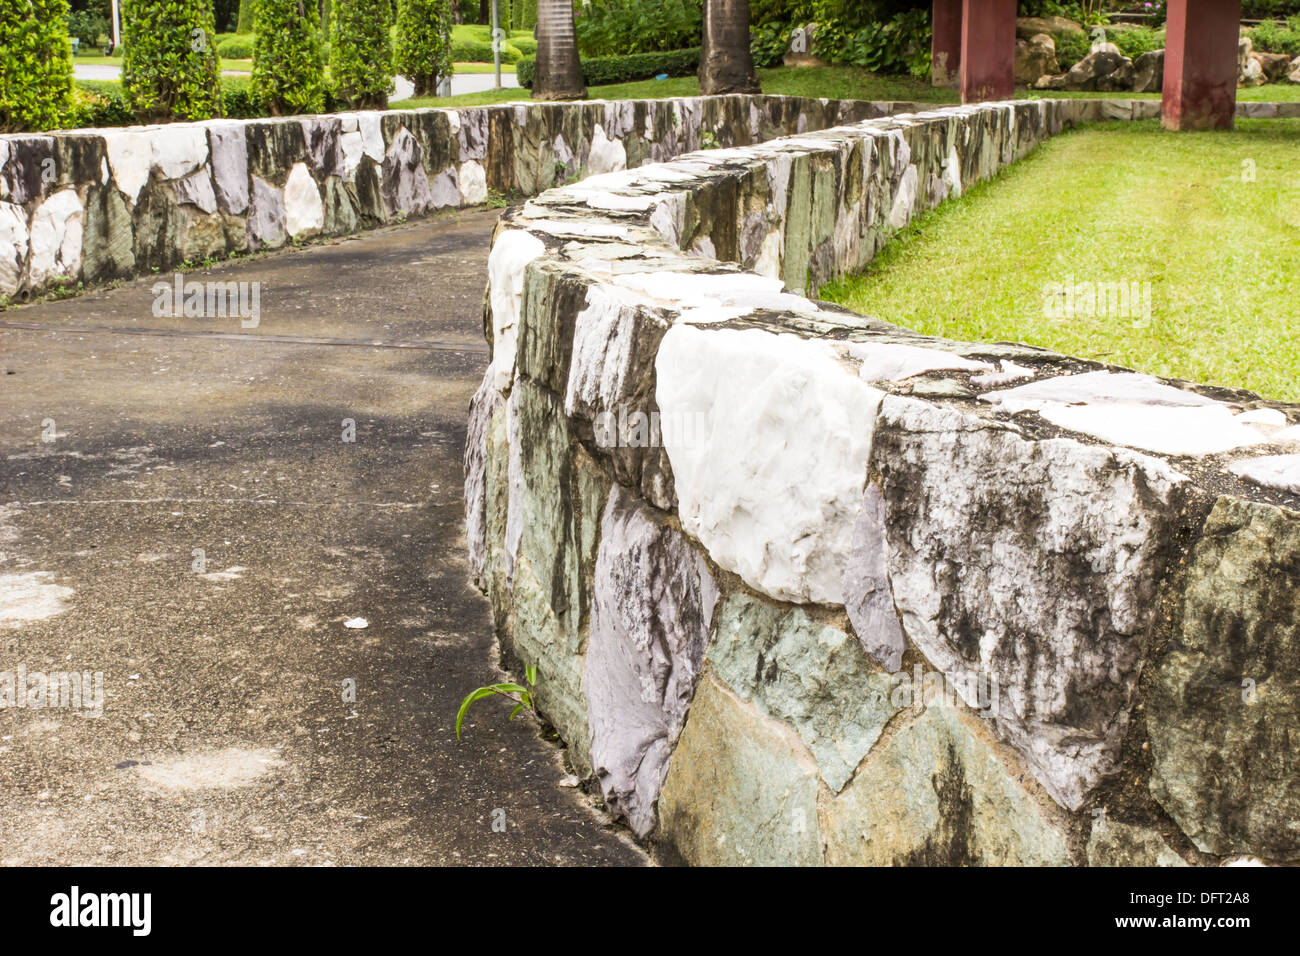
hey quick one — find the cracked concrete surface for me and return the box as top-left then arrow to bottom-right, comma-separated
0,209 -> 646,866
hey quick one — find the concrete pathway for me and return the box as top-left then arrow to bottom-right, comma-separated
71,64 -> 520,101
0,209 -> 644,866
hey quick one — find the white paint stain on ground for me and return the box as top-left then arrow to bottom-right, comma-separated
0,572 -> 75,627
135,747 -> 284,792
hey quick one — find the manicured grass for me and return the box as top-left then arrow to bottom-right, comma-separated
819,119 -> 1300,402
452,62 -> 517,74
402,64 -> 1300,109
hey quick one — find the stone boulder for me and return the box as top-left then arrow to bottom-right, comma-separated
1289,55 -> 1300,84
1016,15 -> 1084,42
1239,36 -> 1265,86
1133,49 -> 1165,93
1015,33 -> 1059,86
784,22 -> 828,68
1061,49 -> 1132,92
1254,50 -> 1293,82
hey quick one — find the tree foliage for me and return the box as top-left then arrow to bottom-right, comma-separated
395,0 -> 453,97
252,0 -> 329,114
0,0 -> 75,133
330,0 -> 394,108
121,0 -> 224,122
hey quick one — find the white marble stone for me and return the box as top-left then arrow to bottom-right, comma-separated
970,360 -> 1035,388
656,325 -> 884,604
26,189 -> 83,288
848,341 -> 992,382
283,162 -> 324,238
102,129 -> 152,202
150,126 -> 208,181
173,168 -> 218,215
458,160 -> 487,205
981,370 -> 1226,414
429,167 -> 460,209
1042,403 -> 1268,457
586,124 -> 627,176
340,130 -> 365,179
0,202 -> 28,297
487,229 -> 546,391
1236,408 -> 1288,428
358,112 -> 386,161
1229,454 -> 1300,495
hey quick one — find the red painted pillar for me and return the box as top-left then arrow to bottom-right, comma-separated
1162,0 -> 1241,131
932,0 -> 963,88
960,0 -> 1016,103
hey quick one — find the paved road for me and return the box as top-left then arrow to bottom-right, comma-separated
71,64 -> 520,101
0,209 -> 644,866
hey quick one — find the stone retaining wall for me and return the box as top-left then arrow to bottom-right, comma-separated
465,97 -> 1300,866
0,95 -> 931,303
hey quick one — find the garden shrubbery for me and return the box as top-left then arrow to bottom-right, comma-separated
121,0 -> 223,122
1,0 -> 74,133
576,0 -> 702,57
331,0 -> 394,108
252,0 -> 328,114
216,34 -> 256,59
518,47 -> 701,89
1250,16 -> 1300,57
395,0 -> 454,96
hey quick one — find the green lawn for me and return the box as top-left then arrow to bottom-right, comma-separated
819,119 -> 1300,402
402,64 -> 1300,109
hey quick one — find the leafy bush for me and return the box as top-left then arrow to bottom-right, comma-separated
68,10 -> 111,49
67,80 -> 132,127
1054,29 -> 1091,70
1,0 -> 74,132
510,33 -> 537,56
751,0 -> 815,27
815,8 -> 931,77
236,0 -> 255,32
751,21 -> 792,68
451,37 -> 522,62
253,0 -> 328,114
1107,26 -> 1164,61
331,0 -> 395,108
1242,1 -> 1300,19
216,33 -> 256,59
67,76 -> 262,128
576,0 -> 702,57
121,0 -> 223,122
517,47 -> 700,89
395,0 -> 453,96
1250,18 -> 1300,57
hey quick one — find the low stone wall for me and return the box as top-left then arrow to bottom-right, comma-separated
465,97 -> 1300,866
0,95 -> 931,303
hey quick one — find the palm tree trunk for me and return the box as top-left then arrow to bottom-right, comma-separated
533,0 -> 586,100
700,0 -> 760,95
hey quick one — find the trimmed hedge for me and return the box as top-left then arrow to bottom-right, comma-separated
121,0 -> 224,122
395,0 -> 454,97
331,0 -> 395,108
69,77 -> 269,128
451,37 -> 523,63
1,0 -> 75,133
517,47 -> 700,89
253,0 -> 328,114
216,34 -> 256,59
